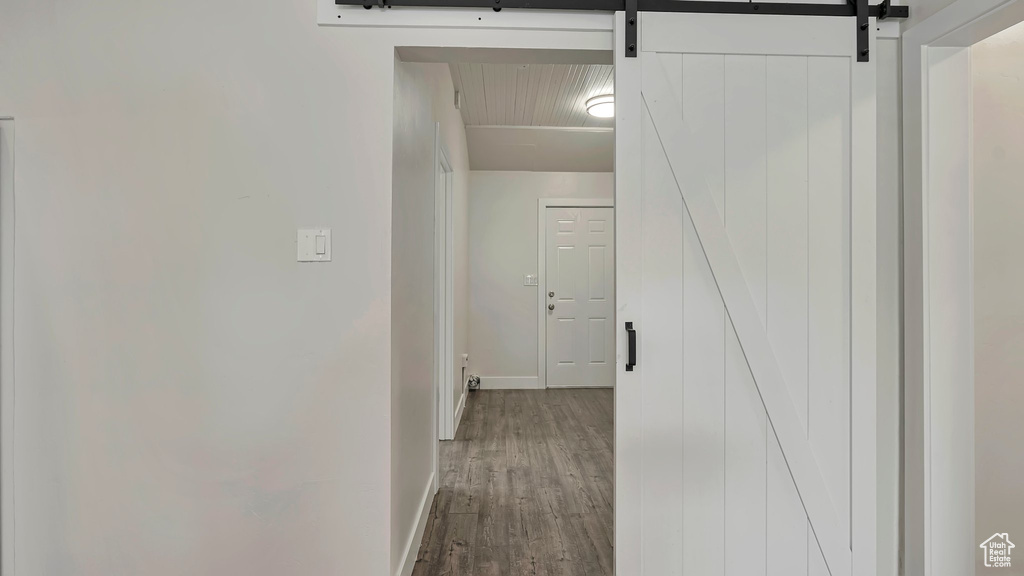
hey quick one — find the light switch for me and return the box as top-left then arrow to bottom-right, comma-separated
524,274 -> 538,286
298,229 -> 332,262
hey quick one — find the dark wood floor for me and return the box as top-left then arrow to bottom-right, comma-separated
412,389 -> 614,576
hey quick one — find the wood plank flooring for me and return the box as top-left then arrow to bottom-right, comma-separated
412,389 -> 614,576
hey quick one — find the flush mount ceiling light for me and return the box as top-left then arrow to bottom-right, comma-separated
586,94 -> 615,119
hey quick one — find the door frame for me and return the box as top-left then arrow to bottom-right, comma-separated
537,198 -> 614,390
0,117 -> 13,575
348,25 -> 615,576
434,126 -> 457,447
343,23 -> 613,576
902,2 -> 1024,574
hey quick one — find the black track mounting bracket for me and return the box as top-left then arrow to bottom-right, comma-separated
851,0 -> 869,61
626,0 -> 638,57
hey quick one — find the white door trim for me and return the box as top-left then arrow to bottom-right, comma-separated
613,17 -> 643,574
537,197 -> 613,390
434,126 -> 456,451
316,0 -> 613,31
903,2 -> 1024,574
851,25 -> 881,576
0,117 -> 14,576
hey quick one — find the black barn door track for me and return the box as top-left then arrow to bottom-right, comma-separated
336,0 -> 908,63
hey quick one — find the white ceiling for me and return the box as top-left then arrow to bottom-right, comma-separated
449,63 -> 614,128
397,47 -> 615,171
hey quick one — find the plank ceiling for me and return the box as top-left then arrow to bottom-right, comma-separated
449,63 -> 614,128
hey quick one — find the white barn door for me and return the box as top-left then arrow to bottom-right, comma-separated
615,12 -> 877,576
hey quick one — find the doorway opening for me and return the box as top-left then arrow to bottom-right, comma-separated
392,46 -> 616,576
903,1 -> 1024,572
971,21 -> 1024,572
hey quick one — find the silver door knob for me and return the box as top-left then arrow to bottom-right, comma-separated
549,292 -> 555,298
548,304 -> 555,311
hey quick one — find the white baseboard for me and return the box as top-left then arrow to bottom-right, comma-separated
395,473 -> 436,576
453,388 -> 467,436
479,376 -> 540,390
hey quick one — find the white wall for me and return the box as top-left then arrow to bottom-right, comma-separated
0,2 -> 397,573
391,59 -> 470,574
391,57 -> 437,576
468,171 -> 613,387
973,24 -> 1024,575
905,0 -> 959,29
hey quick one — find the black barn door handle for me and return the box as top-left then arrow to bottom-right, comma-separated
626,322 -> 637,372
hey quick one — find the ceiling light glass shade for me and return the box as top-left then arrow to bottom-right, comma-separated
586,94 -> 615,118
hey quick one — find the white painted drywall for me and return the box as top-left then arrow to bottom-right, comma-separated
391,57 -> 438,576
0,2 -> 611,573
904,0 -> 959,29
973,24 -> 1024,575
391,59 -> 471,575
0,3 -> 399,573
927,45 -> 977,576
468,171 -> 613,384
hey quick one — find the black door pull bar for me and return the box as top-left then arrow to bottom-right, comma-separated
626,322 -> 637,372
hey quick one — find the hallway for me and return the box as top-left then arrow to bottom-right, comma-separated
412,389 -> 614,576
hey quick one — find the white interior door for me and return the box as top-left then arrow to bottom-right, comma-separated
545,206 -> 615,388
615,12 -> 877,576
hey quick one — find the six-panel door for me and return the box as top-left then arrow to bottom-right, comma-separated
545,206 -> 615,388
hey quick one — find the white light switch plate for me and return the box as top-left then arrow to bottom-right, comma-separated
524,274 -> 538,286
298,229 -> 332,262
